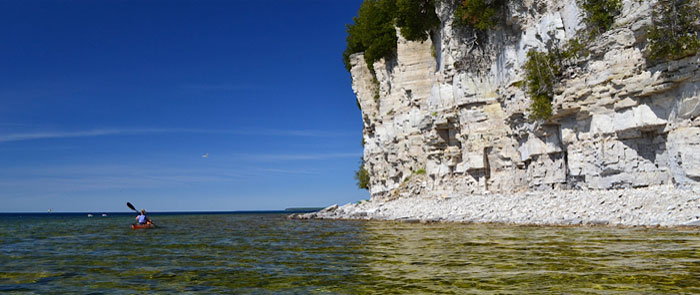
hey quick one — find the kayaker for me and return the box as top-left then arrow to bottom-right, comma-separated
135,209 -> 150,225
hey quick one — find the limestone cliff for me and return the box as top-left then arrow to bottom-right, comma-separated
352,0 -> 700,200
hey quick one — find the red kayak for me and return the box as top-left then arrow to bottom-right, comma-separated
131,223 -> 156,229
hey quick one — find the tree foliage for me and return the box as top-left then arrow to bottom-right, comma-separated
454,0 -> 504,30
522,0 -> 622,121
343,0 -> 440,72
343,0 -> 397,72
579,0 -> 622,36
646,0 -> 700,62
524,50 -> 560,120
523,38 -> 591,121
354,159 -> 370,190
396,0 -> 441,41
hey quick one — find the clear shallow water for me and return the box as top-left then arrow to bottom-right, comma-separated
1,213 -> 699,294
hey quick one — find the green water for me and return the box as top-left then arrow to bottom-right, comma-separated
1,213 -> 699,294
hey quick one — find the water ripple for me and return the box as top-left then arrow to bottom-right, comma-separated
0,214 -> 699,293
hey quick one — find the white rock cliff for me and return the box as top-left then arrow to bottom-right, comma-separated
352,0 -> 700,201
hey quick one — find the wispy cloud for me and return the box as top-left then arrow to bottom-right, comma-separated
0,128 -> 198,143
0,127 -> 351,143
0,129 -> 128,143
235,152 -> 360,161
228,128 -> 353,137
250,167 -> 318,174
0,163 -> 324,195
181,83 -> 252,91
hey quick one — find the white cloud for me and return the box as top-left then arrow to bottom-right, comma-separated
0,162 -> 327,194
235,152 -> 360,161
0,128 -> 173,143
0,129 -> 120,143
181,83 -> 252,91
0,127 -> 351,143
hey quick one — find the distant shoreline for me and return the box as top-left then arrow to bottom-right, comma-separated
291,186 -> 700,227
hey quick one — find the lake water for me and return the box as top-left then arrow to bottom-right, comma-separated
1,213 -> 699,294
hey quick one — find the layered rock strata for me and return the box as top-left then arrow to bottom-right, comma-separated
354,0 -> 700,201
292,0 -> 700,226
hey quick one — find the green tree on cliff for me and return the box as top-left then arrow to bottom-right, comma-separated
343,0 -> 440,72
454,0 -> 505,30
579,0 -> 622,36
355,159 -> 370,190
646,0 -> 700,62
524,50 -> 560,120
395,0 -> 441,41
343,0 -> 397,72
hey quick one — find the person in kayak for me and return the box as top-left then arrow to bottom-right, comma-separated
135,209 -> 150,225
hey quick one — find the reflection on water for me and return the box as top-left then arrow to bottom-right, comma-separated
0,213 -> 699,294
359,222 -> 700,294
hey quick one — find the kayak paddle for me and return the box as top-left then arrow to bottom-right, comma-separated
126,202 -> 139,213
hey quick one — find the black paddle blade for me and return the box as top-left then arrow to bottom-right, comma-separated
126,202 -> 137,212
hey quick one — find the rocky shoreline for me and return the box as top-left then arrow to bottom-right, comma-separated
292,186 -> 700,227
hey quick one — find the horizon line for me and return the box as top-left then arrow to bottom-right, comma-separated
0,208 -> 326,214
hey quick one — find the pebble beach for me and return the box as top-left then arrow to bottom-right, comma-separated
294,186 -> 700,227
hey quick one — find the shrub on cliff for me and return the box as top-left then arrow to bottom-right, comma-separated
343,0 -> 397,73
343,0 -> 440,72
579,0 -> 622,36
396,0 -> 441,41
523,39 -> 589,121
454,0 -> 505,30
524,50 -> 560,120
355,159 -> 370,190
522,0 -> 622,121
646,0 -> 700,62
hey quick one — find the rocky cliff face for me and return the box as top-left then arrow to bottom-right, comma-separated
352,0 -> 700,200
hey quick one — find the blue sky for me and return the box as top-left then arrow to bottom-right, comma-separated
0,0 -> 367,212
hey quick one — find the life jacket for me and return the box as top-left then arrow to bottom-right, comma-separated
138,214 -> 147,224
